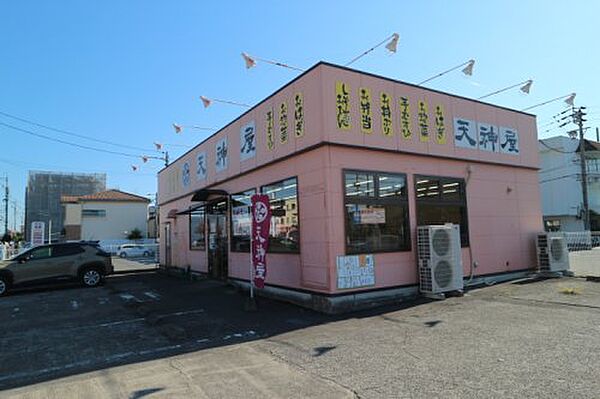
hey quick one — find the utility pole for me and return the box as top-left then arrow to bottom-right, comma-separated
3,177 -> 8,236
574,107 -> 590,230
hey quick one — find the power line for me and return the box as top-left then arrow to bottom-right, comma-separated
0,110 -> 159,153
0,122 -> 166,164
538,139 -> 576,154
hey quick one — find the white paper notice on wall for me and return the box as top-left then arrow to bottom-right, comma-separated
499,126 -> 520,155
240,120 -> 256,161
453,118 -> 478,149
477,122 -> 499,152
336,254 -> 375,289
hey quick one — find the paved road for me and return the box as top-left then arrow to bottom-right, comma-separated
1,273 -> 599,398
112,256 -> 158,273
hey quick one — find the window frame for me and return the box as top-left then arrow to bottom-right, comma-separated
189,205 -> 206,251
260,176 -> 301,254
229,188 -> 256,253
343,169 -> 412,255
414,174 -> 470,247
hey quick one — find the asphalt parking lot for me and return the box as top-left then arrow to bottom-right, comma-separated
1,272 -> 600,398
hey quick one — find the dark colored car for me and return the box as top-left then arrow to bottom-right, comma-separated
0,242 -> 113,296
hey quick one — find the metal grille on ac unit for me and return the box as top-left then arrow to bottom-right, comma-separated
536,232 -> 570,272
417,224 -> 464,295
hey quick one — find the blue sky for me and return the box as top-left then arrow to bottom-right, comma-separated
1,1 -> 599,231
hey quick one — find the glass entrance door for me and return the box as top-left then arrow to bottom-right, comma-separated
164,222 -> 172,267
206,200 -> 228,280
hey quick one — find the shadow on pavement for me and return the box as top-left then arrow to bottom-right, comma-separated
0,271 -> 434,391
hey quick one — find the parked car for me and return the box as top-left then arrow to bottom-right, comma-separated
117,244 -> 153,258
0,242 -> 113,296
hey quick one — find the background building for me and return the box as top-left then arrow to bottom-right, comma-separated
61,189 -> 150,241
25,171 -> 106,241
538,136 -> 600,231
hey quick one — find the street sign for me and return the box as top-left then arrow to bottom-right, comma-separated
31,221 -> 45,246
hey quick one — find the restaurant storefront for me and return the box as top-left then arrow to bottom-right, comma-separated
157,62 -> 543,312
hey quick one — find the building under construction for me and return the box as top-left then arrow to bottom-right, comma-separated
25,171 -> 106,241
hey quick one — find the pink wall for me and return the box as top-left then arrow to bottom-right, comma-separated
323,146 -> 543,293
159,147 -> 332,293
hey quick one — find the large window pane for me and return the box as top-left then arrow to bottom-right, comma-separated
231,189 -> 255,252
345,203 -> 409,254
415,176 -> 469,246
378,173 -> 407,198
189,207 -> 206,250
344,170 -> 410,254
261,177 -> 299,253
345,172 -> 375,197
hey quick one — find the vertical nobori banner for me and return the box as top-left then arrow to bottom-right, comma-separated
251,194 -> 272,289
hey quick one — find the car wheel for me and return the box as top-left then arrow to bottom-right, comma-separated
81,268 -> 103,288
119,252 -> 127,258
143,251 -> 150,257
0,275 -> 8,297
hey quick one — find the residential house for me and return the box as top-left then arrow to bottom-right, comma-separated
538,135 -> 600,231
61,189 -> 150,241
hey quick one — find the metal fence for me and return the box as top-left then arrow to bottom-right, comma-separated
562,231 -> 600,252
98,239 -> 159,260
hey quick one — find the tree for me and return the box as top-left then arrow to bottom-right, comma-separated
127,228 -> 143,240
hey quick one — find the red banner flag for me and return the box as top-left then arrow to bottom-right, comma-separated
251,194 -> 271,289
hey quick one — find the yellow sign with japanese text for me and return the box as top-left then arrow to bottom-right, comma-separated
418,100 -> 429,142
359,87 -> 373,134
380,92 -> 393,137
279,101 -> 288,144
294,92 -> 304,138
335,81 -> 351,130
266,108 -> 274,150
399,96 -> 411,140
434,104 -> 446,144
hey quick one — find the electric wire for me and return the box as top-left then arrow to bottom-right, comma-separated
0,110 -> 159,153
0,122 -> 163,161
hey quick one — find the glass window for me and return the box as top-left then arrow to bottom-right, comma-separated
230,189 -> 255,252
189,206 -> 206,250
28,246 -> 52,259
344,170 -> 410,254
53,244 -> 84,257
261,177 -> 300,253
82,209 -> 106,217
344,171 -> 375,197
415,176 -> 469,246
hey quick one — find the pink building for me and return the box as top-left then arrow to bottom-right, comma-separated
158,62 -> 543,312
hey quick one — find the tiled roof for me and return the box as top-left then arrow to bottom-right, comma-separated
61,189 -> 150,203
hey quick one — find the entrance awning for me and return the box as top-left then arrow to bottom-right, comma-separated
167,209 -> 178,219
176,204 -> 204,215
191,188 -> 228,202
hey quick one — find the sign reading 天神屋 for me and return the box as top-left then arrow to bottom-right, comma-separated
251,194 -> 272,289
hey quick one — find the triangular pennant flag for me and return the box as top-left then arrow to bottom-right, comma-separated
520,80 -> 533,94
173,123 -> 183,134
241,52 -> 257,69
200,96 -> 212,108
154,142 -> 163,151
385,33 -> 400,53
462,59 -> 475,76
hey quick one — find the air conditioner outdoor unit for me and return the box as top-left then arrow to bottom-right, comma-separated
417,224 -> 464,296
536,232 -> 570,272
